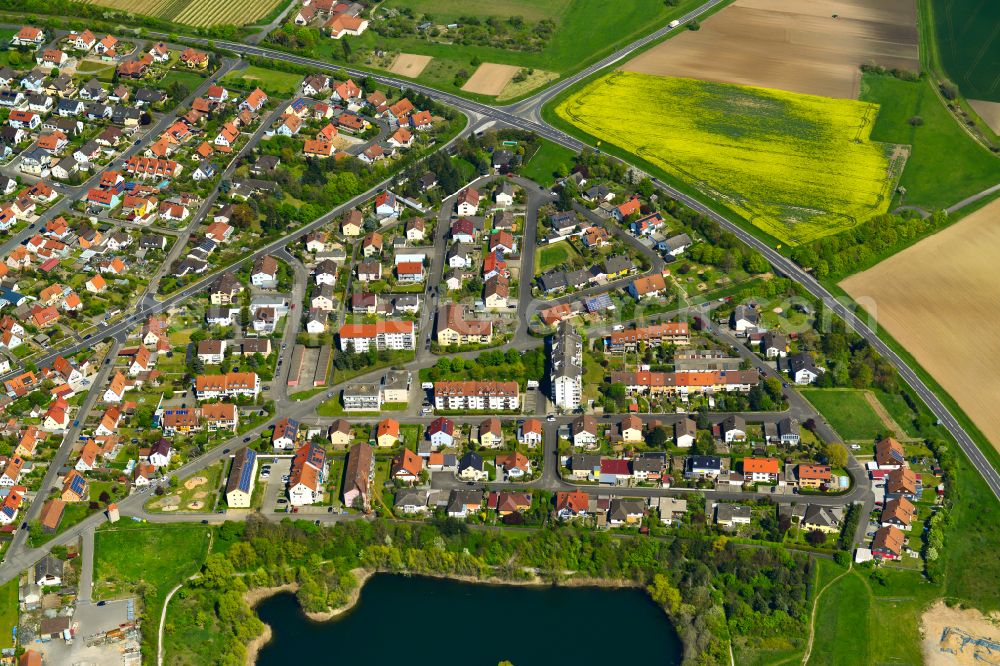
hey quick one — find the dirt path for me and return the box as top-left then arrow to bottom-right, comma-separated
863,391 -> 915,441
801,564 -> 853,665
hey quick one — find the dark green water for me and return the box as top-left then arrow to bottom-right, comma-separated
255,574 -> 683,665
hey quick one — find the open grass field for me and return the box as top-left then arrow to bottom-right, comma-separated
860,74 -> 999,210
800,389 -> 889,442
75,0 -> 283,26
95,523 -> 211,653
930,0 -> 1000,102
221,66 -> 301,96
808,564 -> 933,666
521,139 -> 576,187
537,240 -> 581,274
0,578 -> 16,650
340,0 -> 702,98
841,197 -> 1000,452
556,71 -> 898,245
623,0 -> 919,100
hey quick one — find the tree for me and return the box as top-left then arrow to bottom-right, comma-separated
805,530 -> 827,546
199,553 -> 238,590
824,442 -> 848,468
648,573 -> 682,613
694,431 -> 715,456
647,426 -> 669,449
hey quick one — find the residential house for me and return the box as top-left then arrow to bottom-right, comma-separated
342,443 -> 374,511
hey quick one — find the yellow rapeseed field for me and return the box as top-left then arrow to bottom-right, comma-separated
556,71 -> 901,245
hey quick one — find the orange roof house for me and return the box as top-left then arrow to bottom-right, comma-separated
742,457 -> 781,480
390,447 -> 423,481
375,418 -> 400,446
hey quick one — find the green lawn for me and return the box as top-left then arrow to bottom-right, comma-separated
520,139 -> 576,186
0,578 -> 17,650
807,562 -> 872,665
30,502 -> 92,547
860,74 -> 999,210
808,562 -> 934,666
944,452 -> 1000,610
800,388 -> 888,442
158,69 -> 208,93
221,66 -> 301,96
537,240 -> 581,274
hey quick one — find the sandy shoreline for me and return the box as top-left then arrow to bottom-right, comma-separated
244,569 -> 646,664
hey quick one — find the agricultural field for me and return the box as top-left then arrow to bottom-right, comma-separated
387,53 -> 433,78
841,197 -> 1000,452
74,0 -> 283,26
800,389 -> 891,442
861,74 -> 1000,210
931,0 -> 1000,102
969,100 -> 1000,134
624,0 -> 919,100
461,64 -> 521,96
555,71 -> 899,245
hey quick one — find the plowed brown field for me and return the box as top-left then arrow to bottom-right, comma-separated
623,0 -> 919,99
841,197 -> 1000,451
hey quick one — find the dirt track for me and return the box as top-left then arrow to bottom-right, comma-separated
841,197 -> 1000,452
623,0 -> 919,99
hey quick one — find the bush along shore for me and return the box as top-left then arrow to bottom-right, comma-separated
164,517 -> 813,665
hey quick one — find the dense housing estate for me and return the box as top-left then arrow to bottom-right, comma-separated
0,16 -> 966,663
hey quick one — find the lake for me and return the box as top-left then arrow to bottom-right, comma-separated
255,574 -> 683,665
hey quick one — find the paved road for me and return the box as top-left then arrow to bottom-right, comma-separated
78,526 -> 95,603
945,181 -> 1000,214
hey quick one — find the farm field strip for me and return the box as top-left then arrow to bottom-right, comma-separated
75,0 -> 282,26
623,0 -> 919,100
841,197 -> 1000,452
556,71 -> 899,245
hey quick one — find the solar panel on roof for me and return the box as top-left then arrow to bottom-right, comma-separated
584,294 -> 613,312
238,450 -> 256,491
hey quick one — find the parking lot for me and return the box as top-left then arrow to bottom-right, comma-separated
260,457 -> 291,513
